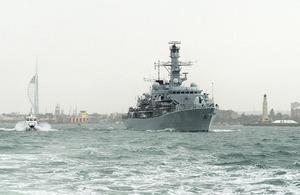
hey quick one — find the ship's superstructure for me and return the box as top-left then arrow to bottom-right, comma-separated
123,42 -> 218,131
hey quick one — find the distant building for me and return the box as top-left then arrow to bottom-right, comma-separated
291,102 -> 300,118
70,110 -> 89,123
212,110 -> 239,125
55,104 -> 60,117
54,104 -> 65,123
220,110 -> 239,119
80,110 -> 87,119
0,113 -> 24,121
272,120 -> 298,124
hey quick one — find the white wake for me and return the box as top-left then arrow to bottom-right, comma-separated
0,122 -> 56,131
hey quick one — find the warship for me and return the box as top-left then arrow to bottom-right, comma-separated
123,41 -> 218,132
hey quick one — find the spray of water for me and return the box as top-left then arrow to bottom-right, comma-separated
14,122 -> 27,131
36,123 -> 56,131
0,122 -> 56,131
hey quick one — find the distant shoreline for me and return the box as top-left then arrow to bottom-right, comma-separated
244,123 -> 300,127
0,121 -> 124,126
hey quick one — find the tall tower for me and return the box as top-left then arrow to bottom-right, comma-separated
262,94 -> 268,120
260,94 -> 271,123
27,58 -> 39,116
55,104 -> 61,118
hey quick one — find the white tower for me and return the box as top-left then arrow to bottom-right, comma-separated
261,94 -> 271,123
28,58 -> 39,116
262,94 -> 268,120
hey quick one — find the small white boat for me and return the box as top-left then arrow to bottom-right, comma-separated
25,114 -> 37,130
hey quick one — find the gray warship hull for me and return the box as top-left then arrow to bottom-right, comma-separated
124,108 -> 217,132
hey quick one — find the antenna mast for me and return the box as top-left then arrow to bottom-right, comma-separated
154,60 -> 161,80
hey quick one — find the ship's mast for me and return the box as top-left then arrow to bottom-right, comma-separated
155,41 -> 193,87
154,60 -> 161,80
169,41 -> 181,86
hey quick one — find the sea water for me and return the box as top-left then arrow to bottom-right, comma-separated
0,124 -> 299,194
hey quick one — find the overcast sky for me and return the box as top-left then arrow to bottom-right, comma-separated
1,0 -> 300,114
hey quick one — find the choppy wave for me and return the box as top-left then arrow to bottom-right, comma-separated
0,125 -> 299,194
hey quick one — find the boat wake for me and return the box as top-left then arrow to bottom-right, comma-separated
146,128 -> 176,132
36,123 -> 56,131
15,122 -> 27,131
0,127 -> 15,131
0,122 -> 56,131
210,129 -> 241,133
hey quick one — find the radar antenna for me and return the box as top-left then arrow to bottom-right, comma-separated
168,41 -> 181,45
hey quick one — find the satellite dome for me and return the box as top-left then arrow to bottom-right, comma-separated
190,82 -> 198,87
145,93 -> 151,98
152,82 -> 160,90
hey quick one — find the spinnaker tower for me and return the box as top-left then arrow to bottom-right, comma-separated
27,58 -> 39,116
